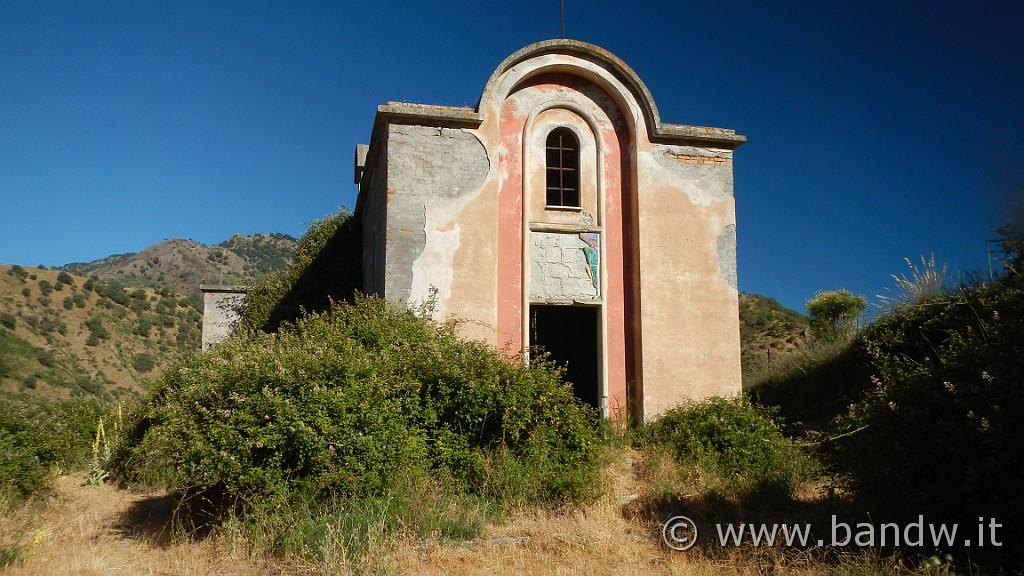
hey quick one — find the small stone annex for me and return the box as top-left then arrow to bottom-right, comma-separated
353,39 -> 746,424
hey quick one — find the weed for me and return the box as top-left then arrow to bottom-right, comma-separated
877,254 -> 951,310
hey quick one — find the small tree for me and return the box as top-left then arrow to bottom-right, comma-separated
995,219 -> 1024,274
806,289 -> 867,340
7,265 -> 28,281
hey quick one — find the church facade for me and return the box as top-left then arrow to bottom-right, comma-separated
354,40 -> 746,423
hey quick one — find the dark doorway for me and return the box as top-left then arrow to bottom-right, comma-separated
530,305 -> 600,409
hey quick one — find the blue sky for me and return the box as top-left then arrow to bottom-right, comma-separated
1,1 -> 1021,313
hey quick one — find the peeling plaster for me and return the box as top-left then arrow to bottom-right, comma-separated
357,41 -> 745,423
410,218 -> 461,317
530,232 -> 600,301
642,145 -> 734,206
385,125 -> 489,304
717,224 -> 738,290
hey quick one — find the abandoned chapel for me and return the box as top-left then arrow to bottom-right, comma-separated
204,39 -> 746,424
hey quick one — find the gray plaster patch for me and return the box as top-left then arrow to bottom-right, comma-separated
530,232 -> 600,301
382,124 -> 489,304
384,207 -> 426,303
717,224 -> 738,290
645,145 -> 734,206
388,125 -> 489,199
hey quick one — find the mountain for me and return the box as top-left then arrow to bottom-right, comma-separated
60,233 -> 297,295
0,234 -> 297,401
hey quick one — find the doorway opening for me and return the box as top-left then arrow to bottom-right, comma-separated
530,304 -> 600,410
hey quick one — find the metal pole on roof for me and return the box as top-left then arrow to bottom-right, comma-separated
560,0 -> 565,38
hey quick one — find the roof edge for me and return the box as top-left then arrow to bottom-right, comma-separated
480,39 -> 746,149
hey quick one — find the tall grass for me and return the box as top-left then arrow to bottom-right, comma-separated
877,254 -> 951,310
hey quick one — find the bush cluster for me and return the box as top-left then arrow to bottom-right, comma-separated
116,296 -> 600,518
831,273 -> 1024,563
240,209 -> 361,333
636,396 -> 810,499
0,397 -> 108,499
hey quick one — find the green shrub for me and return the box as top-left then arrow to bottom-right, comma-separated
92,279 -> 130,306
7,265 -> 28,281
37,351 -> 55,368
37,280 -> 53,296
116,296 -> 599,517
84,317 -> 109,341
0,313 -> 15,331
806,289 -> 867,341
832,274 -> 1024,565
56,271 -> 75,286
132,353 -> 156,373
132,319 -> 152,337
636,396 -> 810,499
241,208 -> 361,332
0,397 -> 109,499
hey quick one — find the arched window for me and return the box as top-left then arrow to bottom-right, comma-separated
545,128 -> 580,208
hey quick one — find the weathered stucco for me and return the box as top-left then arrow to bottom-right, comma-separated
354,40 -> 745,423
530,232 -> 601,301
375,125 -> 489,318
199,285 -> 247,350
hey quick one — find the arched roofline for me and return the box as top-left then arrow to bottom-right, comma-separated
357,40 -> 745,188
483,40 -> 745,148
481,41 -> 658,132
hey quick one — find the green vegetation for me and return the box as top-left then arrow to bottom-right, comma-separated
738,293 -> 809,384
131,353 -> 157,373
241,209 -> 360,332
635,397 -> 813,502
115,295 -> 599,564
2,216 -> 1020,572
6,265 -> 28,282
828,273 -> 1024,566
0,396 -> 108,500
746,236 -> 1024,570
805,288 -> 867,341
219,232 -> 297,276
101,211 -> 603,567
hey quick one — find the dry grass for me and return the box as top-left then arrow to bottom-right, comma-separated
0,473 -> 281,576
0,451 -> 946,576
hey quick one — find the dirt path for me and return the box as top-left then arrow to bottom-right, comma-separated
3,473 -> 278,576
2,451 -> 778,575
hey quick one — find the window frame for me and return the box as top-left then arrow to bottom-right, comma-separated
544,128 -> 581,209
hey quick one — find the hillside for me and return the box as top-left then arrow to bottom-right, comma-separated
2,233 -> 801,401
0,234 -> 297,401
60,233 -> 296,296
0,264 -> 202,400
737,292 -> 809,378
